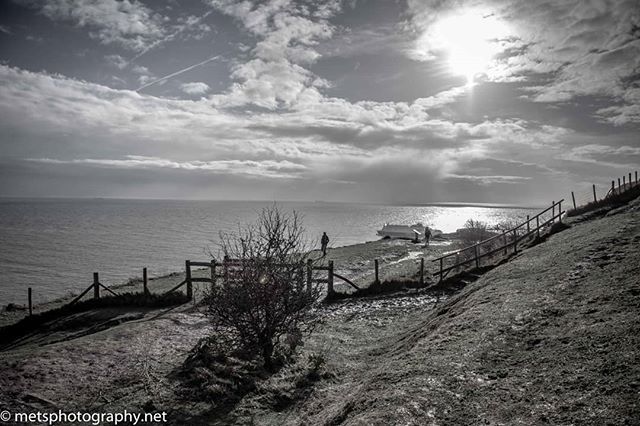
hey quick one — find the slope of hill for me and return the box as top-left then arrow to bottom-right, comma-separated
279,197 -> 640,425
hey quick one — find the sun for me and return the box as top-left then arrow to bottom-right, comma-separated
430,10 -> 509,87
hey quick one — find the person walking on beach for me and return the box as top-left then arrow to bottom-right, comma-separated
424,226 -> 432,247
320,232 -> 329,256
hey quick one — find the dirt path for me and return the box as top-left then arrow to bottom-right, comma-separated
3,199 -> 638,425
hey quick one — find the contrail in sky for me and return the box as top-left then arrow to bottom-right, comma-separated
136,54 -> 222,92
129,11 -> 214,63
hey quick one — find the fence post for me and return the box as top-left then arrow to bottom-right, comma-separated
28,287 -> 33,316
185,260 -> 192,300
551,201 -> 555,224
558,200 -> 562,223
526,215 -> 530,234
420,258 -> 424,285
571,192 -> 576,209
328,260 -> 334,295
306,258 -> 313,292
512,229 -> 518,253
210,259 -> 217,291
536,216 -> 540,238
618,178 -> 621,192
611,180 -> 615,196
297,261 -> 304,290
474,245 -> 479,268
374,259 -> 379,284
629,173 -> 632,188
592,185 -> 597,203
623,176 -> 626,191
635,171 -> 638,185
502,232 -> 507,255
143,267 -> 149,295
93,272 -> 100,299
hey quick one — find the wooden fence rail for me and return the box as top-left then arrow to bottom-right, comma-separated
431,199 -> 565,282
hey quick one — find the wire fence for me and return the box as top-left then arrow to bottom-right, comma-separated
568,170 -> 639,215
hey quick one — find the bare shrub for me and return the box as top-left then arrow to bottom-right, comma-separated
457,219 -> 490,247
205,205 -> 321,370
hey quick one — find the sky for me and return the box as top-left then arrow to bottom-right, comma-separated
0,0 -> 639,206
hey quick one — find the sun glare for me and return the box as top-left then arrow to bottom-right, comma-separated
431,10 -> 509,87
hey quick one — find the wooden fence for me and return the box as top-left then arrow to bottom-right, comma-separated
164,257 -> 361,299
431,199 -> 565,283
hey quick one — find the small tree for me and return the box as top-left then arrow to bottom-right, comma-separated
205,205 -> 320,370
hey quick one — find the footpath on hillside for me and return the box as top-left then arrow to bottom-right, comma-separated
1,196 -> 639,425
276,195 -> 640,425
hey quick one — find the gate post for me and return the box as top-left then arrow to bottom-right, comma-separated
185,260 -> 192,300
327,261 -> 334,296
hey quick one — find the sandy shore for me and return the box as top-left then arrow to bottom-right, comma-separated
4,197 -> 638,424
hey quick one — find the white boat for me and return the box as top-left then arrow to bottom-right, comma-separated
377,223 -> 426,240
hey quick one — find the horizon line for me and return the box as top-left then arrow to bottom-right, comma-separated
0,195 -> 543,209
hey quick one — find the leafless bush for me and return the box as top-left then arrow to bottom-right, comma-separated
457,219 -> 491,247
205,205 -> 321,370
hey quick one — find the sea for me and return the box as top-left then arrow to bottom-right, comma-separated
0,198 -> 538,305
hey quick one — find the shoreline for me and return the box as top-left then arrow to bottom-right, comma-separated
0,236 -> 457,328
1,195 -> 638,423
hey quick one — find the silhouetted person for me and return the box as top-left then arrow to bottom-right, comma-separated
321,232 -> 329,256
424,226 -> 432,247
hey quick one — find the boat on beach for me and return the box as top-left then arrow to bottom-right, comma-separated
377,223 -> 426,240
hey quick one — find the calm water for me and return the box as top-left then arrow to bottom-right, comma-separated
0,198 -> 537,304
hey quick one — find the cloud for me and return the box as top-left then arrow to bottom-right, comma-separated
105,54 -> 128,70
207,0 -> 339,109
180,82 -> 210,96
560,143 -> 640,168
28,155 -> 307,179
596,88 -> 640,125
14,0 -> 166,51
406,0 -> 640,122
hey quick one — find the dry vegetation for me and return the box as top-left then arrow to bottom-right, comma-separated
1,196 -> 639,425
